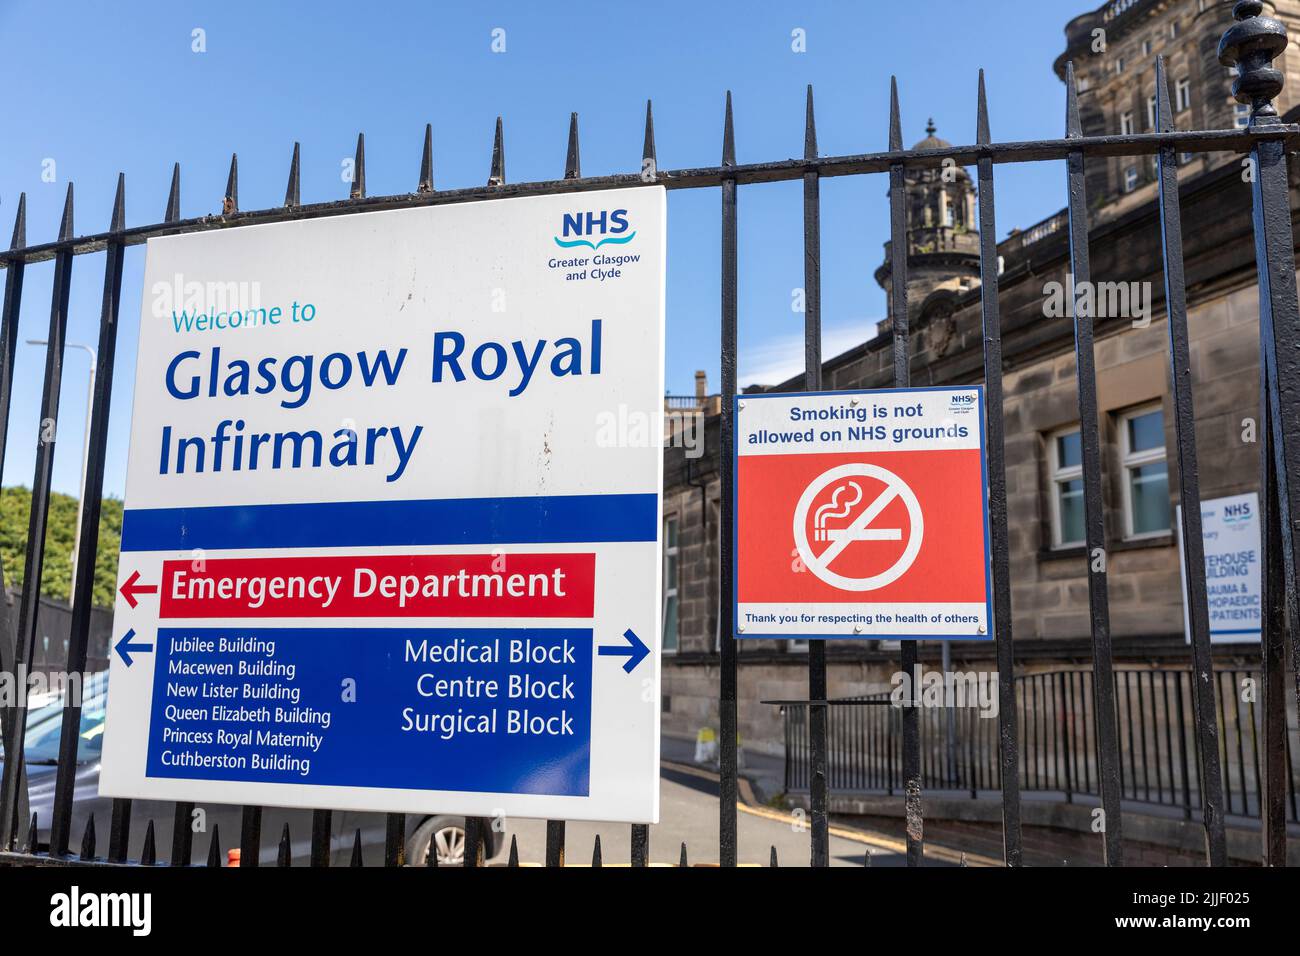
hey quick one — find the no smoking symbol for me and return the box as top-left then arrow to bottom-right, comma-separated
792,463 -> 924,591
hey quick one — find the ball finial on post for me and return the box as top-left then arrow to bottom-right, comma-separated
1218,0 -> 1289,122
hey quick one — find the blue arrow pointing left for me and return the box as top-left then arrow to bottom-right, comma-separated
115,629 -> 154,668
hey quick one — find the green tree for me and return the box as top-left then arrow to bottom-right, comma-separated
0,486 -> 123,608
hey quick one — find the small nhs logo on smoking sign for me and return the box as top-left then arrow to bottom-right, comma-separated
548,208 -> 641,284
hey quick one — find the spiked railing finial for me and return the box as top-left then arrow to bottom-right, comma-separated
804,85 -> 817,161
1065,61 -> 1083,139
977,69 -> 992,146
285,143 -> 301,208
489,117 -> 506,186
110,174 -> 126,232
888,77 -> 903,151
419,124 -> 434,193
565,112 -> 581,179
10,192 -> 26,249
642,100 -> 657,178
223,154 -> 238,215
722,92 -> 736,167
165,163 -> 181,223
351,133 -> 366,199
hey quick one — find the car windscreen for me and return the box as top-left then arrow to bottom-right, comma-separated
0,672 -> 108,765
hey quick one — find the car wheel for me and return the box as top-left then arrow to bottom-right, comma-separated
407,816 -> 467,867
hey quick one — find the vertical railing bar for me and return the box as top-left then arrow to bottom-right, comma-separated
1231,672 -> 1249,817
801,85 -> 829,868
1122,674 -> 1136,800
1063,60 -> 1124,865
631,823 -> 648,867
48,175 -> 127,858
170,804 -> 194,867
463,816 -> 482,868
1175,672 -> 1192,819
107,799 -> 132,864
1223,4 -> 1300,735
0,183 -> 76,851
1138,673 -> 1153,802
1153,55 -> 1228,862
238,806 -> 262,868
1061,672 -> 1075,802
159,163 -> 195,868
384,815 -> 405,867
310,809 -> 332,867
1260,375 -> 1289,860
718,90 -> 740,869
1161,672 -> 1177,810
1245,670 -> 1263,819
886,76 -> 922,867
545,819 -> 565,868
1214,673 -> 1231,814
0,195 -> 28,852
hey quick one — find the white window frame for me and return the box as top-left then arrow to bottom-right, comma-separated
1118,404 -> 1170,540
1142,39 -> 1152,57
1123,165 -> 1139,192
1175,77 -> 1191,113
1049,425 -> 1085,549
662,515 -> 680,653
1115,56 -> 1125,75
1120,110 -> 1135,136
1234,102 -> 1251,129
1146,95 -> 1158,130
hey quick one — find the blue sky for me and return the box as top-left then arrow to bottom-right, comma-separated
1,0 -> 1090,499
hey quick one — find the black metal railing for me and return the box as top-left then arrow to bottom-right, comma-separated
0,1 -> 1298,868
784,667 -> 1300,824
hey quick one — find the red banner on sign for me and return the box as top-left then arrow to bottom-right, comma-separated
159,553 -> 595,619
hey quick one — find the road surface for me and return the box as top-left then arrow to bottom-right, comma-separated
493,760 -> 942,866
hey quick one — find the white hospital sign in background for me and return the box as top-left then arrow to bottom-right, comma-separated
99,187 -> 667,824
1177,492 -> 1262,645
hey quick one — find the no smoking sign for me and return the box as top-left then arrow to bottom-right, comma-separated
735,387 -> 992,640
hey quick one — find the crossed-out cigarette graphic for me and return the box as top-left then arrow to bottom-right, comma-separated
813,480 -> 904,543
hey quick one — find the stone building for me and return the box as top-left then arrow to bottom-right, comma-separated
658,0 -> 1299,763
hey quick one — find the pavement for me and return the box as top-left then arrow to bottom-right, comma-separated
493,735 -> 974,866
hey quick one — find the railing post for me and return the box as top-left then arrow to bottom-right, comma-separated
1221,2 -> 1300,725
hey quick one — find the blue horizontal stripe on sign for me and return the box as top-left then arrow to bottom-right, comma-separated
121,493 -> 659,552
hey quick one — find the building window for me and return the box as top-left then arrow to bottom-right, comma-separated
1124,165 -> 1139,192
1120,110 -> 1135,136
1049,426 -> 1085,549
1119,405 -> 1170,539
1179,151 -> 1194,166
1170,22 -> 1179,40
1175,77 -> 1191,112
1234,103 -> 1251,129
1115,56 -> 1125,75
1142,39 -> 1152,57
1146,95 -> 1158,130
662,516 -> 679,652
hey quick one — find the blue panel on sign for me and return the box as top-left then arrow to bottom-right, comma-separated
145,627 -> 593,797
120,493 -> 659,552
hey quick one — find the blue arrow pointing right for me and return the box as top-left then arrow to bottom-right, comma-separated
598,628 -> 650,673
114,628 -> 154,668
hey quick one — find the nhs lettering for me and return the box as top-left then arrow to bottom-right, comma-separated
554,209 -> 635,250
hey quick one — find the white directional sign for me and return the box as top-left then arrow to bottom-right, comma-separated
1178,492 -> 1262,644
100,186 -> 667,824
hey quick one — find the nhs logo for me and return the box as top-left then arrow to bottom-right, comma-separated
949,393 -> 977,413
1223,501 -> 1252,525
554,209 -> 637,251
